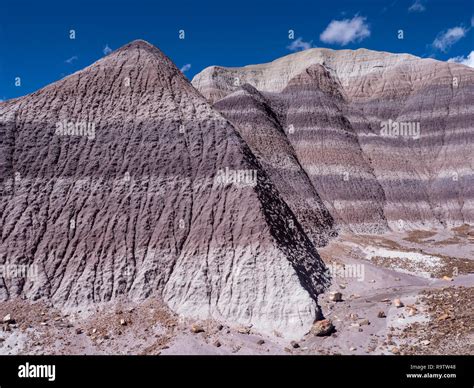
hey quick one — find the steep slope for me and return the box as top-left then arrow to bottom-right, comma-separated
214,83 -> 336,245
193,48 -> 474,230
280,64 -> 388,233
214,65 -> 388,233
0,40 -> 330,337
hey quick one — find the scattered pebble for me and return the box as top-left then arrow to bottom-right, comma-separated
394,298 -> 404,308
190,324 -> 204,334
290,341 -> 300,349
438,313 -> 450,321
237,326 -> 251,335
2,315 -> 14,324
329,292 -> 343,302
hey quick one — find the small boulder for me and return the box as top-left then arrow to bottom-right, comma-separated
256,339 -> 265,345
377,311 -> 386,318
310,319 -> 334,337
329,292 -> 343,302
213,340 -> 222,348
119,319 -> 127,326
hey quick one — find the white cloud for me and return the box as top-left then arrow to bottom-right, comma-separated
65,56 -> 78,64
287,37 -> 313,52
448,51 -> 474,68
103,44 -> 112,55
408,0 -> 426,13
320,15 -> 370,46
180,63 -> 192,72
432,26 -> 468,52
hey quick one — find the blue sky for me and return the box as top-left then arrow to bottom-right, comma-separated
0,0 -> 473,100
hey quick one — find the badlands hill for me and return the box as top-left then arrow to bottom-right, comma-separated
193,48 -> 474,233
0,40 -> 330,338
1,41 -> 473,344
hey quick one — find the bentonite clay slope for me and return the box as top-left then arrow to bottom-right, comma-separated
0,40 -> 330,338
193,48 -> 474,230
214,64 -> 389,233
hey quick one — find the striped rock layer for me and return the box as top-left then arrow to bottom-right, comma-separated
193,48 -> 474,231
